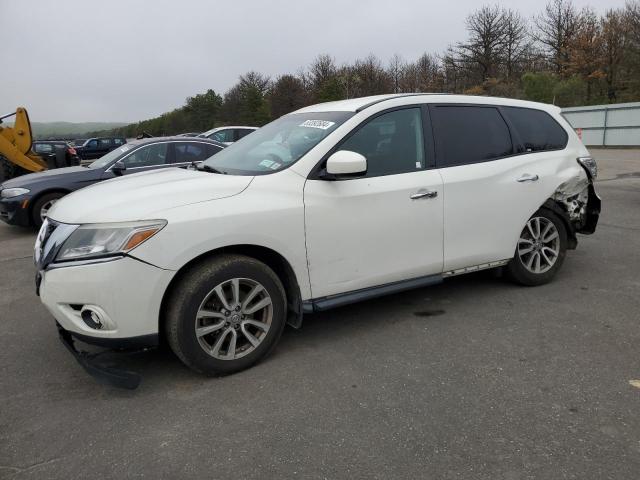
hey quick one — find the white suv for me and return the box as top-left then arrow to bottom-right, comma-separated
34,94 -> 600,387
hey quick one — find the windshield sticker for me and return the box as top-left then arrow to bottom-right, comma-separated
270,162 -> 281,170
299,120 -> 335,130
259,159 -> 275,168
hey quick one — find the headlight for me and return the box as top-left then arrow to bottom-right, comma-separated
1,187 -> 30,198
56,220 -> 167,262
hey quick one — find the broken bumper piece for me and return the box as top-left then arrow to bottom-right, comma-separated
57,324 -> 143,390
578,183 -> 601,234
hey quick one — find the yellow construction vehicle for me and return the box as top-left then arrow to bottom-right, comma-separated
0,108 -> 48,182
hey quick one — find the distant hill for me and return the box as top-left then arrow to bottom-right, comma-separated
29,121 -> 127,139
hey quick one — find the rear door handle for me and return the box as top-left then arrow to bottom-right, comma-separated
517,173 -> 539,182
410,189 -> 438,200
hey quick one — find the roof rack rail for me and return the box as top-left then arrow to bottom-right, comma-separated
355,93 -> 449,113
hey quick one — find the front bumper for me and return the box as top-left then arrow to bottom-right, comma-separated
0,196 -> 31,226
40,256 -> 175,340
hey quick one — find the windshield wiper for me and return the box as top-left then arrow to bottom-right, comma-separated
195,163 -> 226,174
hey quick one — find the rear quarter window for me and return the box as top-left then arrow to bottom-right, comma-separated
502,107 -> 568,152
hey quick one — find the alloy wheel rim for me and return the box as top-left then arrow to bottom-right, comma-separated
195,278 -> 272,360
40,200 -> 57,221
518,216 -> 560,274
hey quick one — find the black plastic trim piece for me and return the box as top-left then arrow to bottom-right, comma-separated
577,183 -> 601,235
303,274 -> 443,312
57,324 -> 146,390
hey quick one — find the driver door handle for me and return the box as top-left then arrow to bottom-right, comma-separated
517,173 -> 539,182
410,189 -> 438,200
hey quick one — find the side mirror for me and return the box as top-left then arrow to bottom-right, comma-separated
112,161 -> 126,176
322,150 -> 367,179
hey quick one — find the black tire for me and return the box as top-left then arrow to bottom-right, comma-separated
165,254 -> 287,376
505,208 -> 568,286
31,192 -> 66,228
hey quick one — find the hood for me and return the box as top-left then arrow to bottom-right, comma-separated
1,166 -> 95,188
47,167 -> 254,224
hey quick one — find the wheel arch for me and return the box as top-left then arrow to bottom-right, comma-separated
159,244 -> 304,341
540,198 -> 577,250
28,188 -> 72,225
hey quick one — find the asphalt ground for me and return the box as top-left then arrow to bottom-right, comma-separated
1,148 -> 639,479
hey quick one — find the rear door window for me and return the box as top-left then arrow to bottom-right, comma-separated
431,106 -> 513,167
173,142 -> 211,163
98,139 -> 112,149
502,107 -> 568,152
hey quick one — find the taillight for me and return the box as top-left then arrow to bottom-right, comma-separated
68,147 -> 77,155
577,156 -> 597,179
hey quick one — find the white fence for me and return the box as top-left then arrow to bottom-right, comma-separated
562,102 -> 640,147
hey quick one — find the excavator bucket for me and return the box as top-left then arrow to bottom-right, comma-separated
0,107 -> 48,182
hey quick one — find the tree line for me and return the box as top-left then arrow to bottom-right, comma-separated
94,0 -> 640,138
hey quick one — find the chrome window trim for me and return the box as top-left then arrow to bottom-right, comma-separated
105,140 -> 218,172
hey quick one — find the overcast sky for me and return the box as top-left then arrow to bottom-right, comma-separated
0,0 -> 624,123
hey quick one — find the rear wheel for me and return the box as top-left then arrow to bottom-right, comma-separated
505,208 -> 567,286
165,254 -> 287,375
31,192 -> 66,228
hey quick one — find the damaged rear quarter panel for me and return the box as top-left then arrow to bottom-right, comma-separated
552,171 -> 590,224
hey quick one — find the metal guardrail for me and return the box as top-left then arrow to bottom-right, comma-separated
562,102 -> 640,147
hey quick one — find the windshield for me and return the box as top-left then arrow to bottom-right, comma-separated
203,112 -> 354,175
87,144 -> 134,169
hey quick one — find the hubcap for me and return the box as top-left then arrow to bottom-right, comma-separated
40,200 -> 57,221
518,216 -> 560,274
195,278 -> 272,360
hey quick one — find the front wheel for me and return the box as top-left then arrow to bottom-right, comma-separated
505,209 -> 568,286
165,254 -> 287,376
31,192 -> 66,228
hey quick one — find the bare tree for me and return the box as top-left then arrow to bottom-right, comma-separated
566,8 -> 605,101
454,5 -> 508,83
600,9 -> 628,102
388,54 -> 405,93
534,0 -> 581,75
415,53 -> 442,91
349,54 -> 392,97
502,9 -> 530,80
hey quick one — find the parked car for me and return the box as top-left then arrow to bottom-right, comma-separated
32,141 -> 81,168
74,137 -> 127,160
33,94 -> 600,388
198,126 -> 257,144
0,137 -> 224,228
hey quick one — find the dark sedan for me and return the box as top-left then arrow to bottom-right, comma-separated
0,137 -> 225,228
